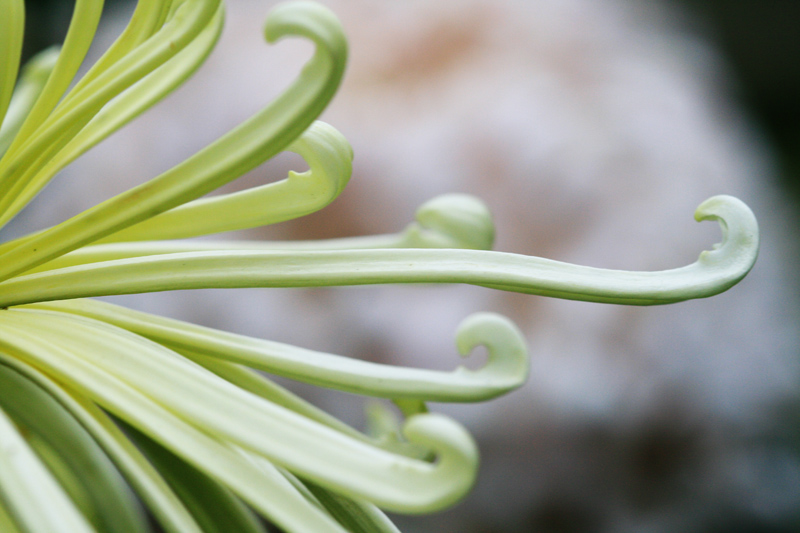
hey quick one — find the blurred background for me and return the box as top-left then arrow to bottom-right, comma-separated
12,0 -> 800,531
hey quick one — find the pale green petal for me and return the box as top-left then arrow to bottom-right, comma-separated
33,299 -> 527,402
0,0 -> 24,133
0,196 -> 758,307
0,48 -> 59,158
0,361 -> 148,533
182,353 -> 379,445
0,309 -> 479,513
0,353 -> 205,533
174,354 -> 427,460
21,193 -> 494,273
0,0 -> 348,281
103,120 -> 353,241
401,193 -> 495,250
0,406 -> 95,533
0,318 -> 354,531
2,3 -> 225,221
0,0 -> 103,167
64,0 -> 177,94
0,0 -> 221,226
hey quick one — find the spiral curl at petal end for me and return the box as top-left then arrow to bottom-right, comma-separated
397,413 -> 479,513
694,194 -> 759,288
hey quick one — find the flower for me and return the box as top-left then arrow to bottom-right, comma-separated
0,0 -> 760,531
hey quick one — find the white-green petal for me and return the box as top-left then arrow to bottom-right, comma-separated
0,309 -> 479,513
21,193 -> 494,274
0,0 -> 24,134
0,195 -> 758,307
34,299 -> 527,402
26,301 -> 426,456
103,120 -> 353,241
2,2 -> 225,221
0,318 -> 354,531
0,0 -> 347,281
0,361 -> 148,533
0,405 -> 95,533
0,353 -> 205,533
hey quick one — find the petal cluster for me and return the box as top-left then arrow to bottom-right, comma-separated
0,0 -> 759,531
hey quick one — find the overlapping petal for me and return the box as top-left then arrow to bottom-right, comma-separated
0,0 -> 760,531
0,0 -> 347,280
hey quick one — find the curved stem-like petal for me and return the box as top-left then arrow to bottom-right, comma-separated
0,0 -> 103,164
32,299 -> 527,402
0,339 -> 351,532
0,353 -> 205,533
176,315 -> 527,400
0,362 -> 148,533
18,193 -> 494,273
0,196 -> 758,307
0,48 -> 59,157
0,309 -> 479,513
0,1 -> 348,281
164,351 -> 430,460
0,0 -> 25,132
0,0 -> 221,226
0,404 -> 95,533
102,120 -> 353,241
1,2 -> 225,221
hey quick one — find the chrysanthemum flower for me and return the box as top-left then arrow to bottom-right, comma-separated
0,0 -> 759,531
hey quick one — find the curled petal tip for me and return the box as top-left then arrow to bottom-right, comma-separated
407,194 -> 496,250
454,312 -> 529,396
288,120 -> 353,197
264,1 -> 348,59
694,194 -> 759,283
400,413 -> 479,512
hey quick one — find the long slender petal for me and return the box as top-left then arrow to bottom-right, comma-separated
0,195 -> 758,307
0,362 -> 148,533
103,120 -> 353,241
0,0 -> 103,168
32,299 -> 528,402
0,1 -> 348,281
0,353 -> 205,533
2,3 -> 225,220
0,405 -> 95,532
0,48 -> 59,158
19,193 -> 494,273
0,309 -> 479,513
0,0 -> 25,131
62,0 -> 177,95
0,324 -> 359,531
0,0 -> 221,226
